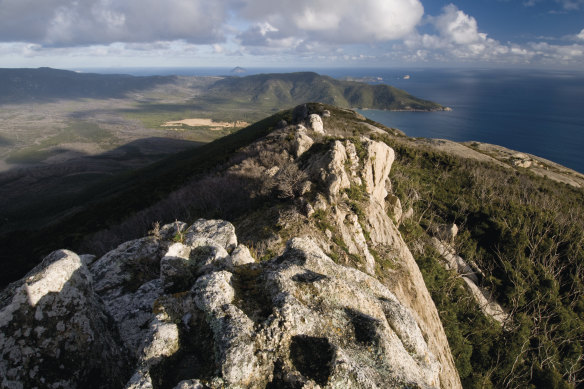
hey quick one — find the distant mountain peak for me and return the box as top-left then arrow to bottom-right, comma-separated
208,72 -> 444,111
230,66 -> 247,74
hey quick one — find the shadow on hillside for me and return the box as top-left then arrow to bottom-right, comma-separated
0,137 -> 204,234
0,68 -> 177,104
0,137 -> 205,288
0,134 -> 13,146
0,105 -> 292,288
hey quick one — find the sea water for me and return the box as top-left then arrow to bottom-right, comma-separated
82,67 -> 584,173
350,68 -> 584,174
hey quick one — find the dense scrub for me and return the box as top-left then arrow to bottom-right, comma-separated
377,133 -> 584,388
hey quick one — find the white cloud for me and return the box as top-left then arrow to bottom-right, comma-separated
0,0 -> 424,48
528,41 -> 584,60
0,0 -> 582,68
404,5 -> 511,61
524,0 -> 584,10
0,0 -> 229,46
399,4 -> 584,66
237,0 -> 424,45
433,4 -> 486,45
237,22 -> 303,49
523,0 -> 543,7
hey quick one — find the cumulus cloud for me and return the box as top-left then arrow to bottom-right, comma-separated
0,0 -> 582,67
237,0 -> 424,45
399,4 -> 584,66
0,0 -> 424,47
433,4 -> 487,45
404,5 -> 511,61
0,0 -> 229,46
528,41 -> 584,61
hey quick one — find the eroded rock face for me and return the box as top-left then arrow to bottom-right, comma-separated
0,219 -> 445,389
308,140 -> 351,198
303,137 -> 461,388
0,250 -> 131,389
307,113 -> 325,134
362,138 -> 395,204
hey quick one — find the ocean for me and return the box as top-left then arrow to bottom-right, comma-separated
351,68 -> 584,174
83,67 -> 584,173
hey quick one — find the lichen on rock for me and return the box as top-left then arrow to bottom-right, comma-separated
0,218 -> 450,389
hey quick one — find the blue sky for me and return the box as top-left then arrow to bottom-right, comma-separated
0,0 -> 583,69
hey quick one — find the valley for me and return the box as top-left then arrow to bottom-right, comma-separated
0,68 -> 443,237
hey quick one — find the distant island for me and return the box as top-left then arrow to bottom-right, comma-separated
230,66 -> 247,74
341,75 -> 384,83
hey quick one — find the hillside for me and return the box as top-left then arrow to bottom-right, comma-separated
207,72 -> 445,111
0,104 -> 461,388
0,69 -> 445,277
0,68 -> 443,112
1,103 -> 582,388
0,67 -> 176,103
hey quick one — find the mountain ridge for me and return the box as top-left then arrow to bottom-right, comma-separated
0,107 -> 462,387
1,103 -> 583,388
0,68 -> 444,112
0,67 -> 177,102
207,71 -> 445,111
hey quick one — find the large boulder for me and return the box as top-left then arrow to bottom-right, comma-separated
0,250 -> 131,389
308,140 -> 351,198
307,114 -> 325,134
184,219 -> 238,252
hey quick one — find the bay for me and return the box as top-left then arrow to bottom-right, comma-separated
350,68 -> 584,174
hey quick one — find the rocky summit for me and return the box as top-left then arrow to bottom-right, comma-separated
0,104 -> 463,389
1,219 -> 446,389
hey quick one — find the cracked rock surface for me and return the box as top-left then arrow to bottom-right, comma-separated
1,219 -> 442,389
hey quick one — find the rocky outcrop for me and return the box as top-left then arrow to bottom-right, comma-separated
361,138 -> 395,204
1,220 -> 445,389
510,152 -> 533,168
431,237 -> 509,324
307,114 -> 325,134
308,140 -> 351,198
0,250 -> 131,389
302,135 -> 461,389
0,106 -> 463,389
292,126 -> 314,158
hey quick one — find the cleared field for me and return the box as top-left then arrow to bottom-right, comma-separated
161,118 -> 249,128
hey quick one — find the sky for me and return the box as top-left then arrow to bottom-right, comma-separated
0,0 -> 583,69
